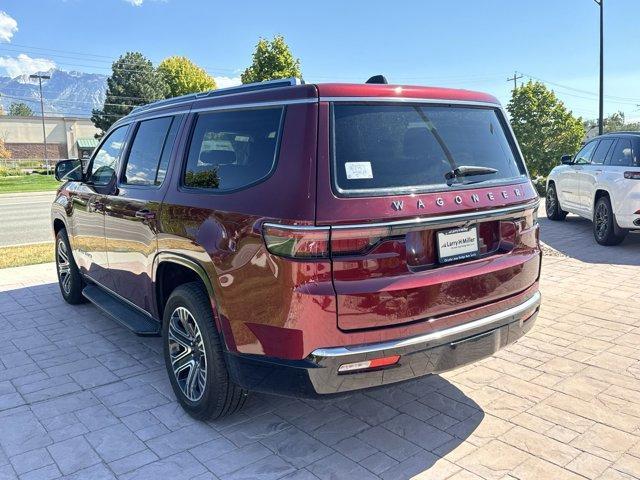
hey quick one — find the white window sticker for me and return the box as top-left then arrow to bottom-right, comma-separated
345,162 -> 373,180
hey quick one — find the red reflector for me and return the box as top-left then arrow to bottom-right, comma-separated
338,355 -> 400,373
624,171 -> 640,180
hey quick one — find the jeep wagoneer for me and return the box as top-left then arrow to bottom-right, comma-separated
52,77 -> 541,419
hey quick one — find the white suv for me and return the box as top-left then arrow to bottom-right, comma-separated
546,132 -> 640,245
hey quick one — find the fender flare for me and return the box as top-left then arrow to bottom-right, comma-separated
153,252 -> 215,300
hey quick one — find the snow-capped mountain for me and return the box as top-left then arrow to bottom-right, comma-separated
0,69 -> 107,117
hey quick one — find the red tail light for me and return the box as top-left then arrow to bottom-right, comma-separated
263,223 -> 392,259
263,224 -> 329,259
624,171 -> 640,180
330,226 -> 390,255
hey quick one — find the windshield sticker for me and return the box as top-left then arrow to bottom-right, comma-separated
345,162 -> 373,180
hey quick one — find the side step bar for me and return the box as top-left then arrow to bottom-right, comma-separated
82,285 -> 160,336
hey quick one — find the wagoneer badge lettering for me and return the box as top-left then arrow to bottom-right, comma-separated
391,188 -> 526,211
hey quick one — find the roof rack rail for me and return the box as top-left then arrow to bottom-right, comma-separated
130,78 -> 304,116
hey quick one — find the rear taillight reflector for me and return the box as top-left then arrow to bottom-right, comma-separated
263,224 -> 329,259
624,171 -> 640,180
338,355 -> 400,373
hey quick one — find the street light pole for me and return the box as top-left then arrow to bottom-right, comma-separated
594,0 -> 604,136
29,74 -> 51,173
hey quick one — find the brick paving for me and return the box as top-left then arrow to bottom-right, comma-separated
0,211 -> 640,479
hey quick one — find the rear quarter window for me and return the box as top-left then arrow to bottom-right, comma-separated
332,104 -> 526,196
182,107 -> 284,192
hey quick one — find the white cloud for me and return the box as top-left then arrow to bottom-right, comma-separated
0,11 -> 18,42
124,0 -> 144,5
0,54 -> 56,77
216,76 -> 242,89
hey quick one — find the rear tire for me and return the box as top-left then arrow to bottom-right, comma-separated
545,184 -> 567,221
593,196 -> 627,246
162,282 -> 248,420
55,228 -> 85,304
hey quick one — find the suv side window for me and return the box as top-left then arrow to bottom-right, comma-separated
183,107 -> 284,191
123,116 -> 179,186
574,141 -> 597,165
609,139 -> 635,167
89,126 -> 129,185
591,138 -> 615,165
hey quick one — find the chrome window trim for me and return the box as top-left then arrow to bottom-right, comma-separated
319,97 -> 500,108
311,291 -> 541,358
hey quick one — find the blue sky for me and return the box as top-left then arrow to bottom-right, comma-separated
1,0 -> 639,121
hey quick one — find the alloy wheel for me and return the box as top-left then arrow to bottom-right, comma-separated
546,188 -> 557,216
595,202 -> 608,239
57,239 -> 72,295
167,306 -> 207,402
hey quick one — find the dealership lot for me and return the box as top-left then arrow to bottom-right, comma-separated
0,212 -> 639,479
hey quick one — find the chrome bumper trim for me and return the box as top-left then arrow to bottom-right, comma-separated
311,291 -> 541,358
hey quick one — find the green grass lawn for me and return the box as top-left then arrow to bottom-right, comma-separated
0,242 -> 54,269
0,174 -> 59,194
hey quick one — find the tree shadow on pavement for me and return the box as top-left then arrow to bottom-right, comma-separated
539,213 -> 640,266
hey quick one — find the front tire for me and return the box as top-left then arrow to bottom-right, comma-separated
55,228 -> 85,304
546,184 -> 567,221
162,282 -> 248,420
593,196 -> 627,246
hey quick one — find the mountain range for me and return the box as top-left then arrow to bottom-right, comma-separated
0,69 -> 107,117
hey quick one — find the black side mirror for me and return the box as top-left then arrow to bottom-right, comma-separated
560,154 -> 573,165
54,159 -> 84,182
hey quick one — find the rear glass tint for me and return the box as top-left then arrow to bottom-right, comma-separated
332,104 -> 525,195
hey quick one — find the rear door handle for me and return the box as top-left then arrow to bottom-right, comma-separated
135,209 -> 156,220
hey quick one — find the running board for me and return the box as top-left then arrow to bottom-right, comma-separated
82,285 -> 160,336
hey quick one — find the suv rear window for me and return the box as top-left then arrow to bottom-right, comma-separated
183,107 -> 284,191
332,104 -> 525,195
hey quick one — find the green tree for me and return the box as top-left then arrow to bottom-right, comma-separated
507,81 -> 584,177
584,111 -> 640,134
241,35 -> 301,84
157,56 -> 216,98
91,52 -> 168,134
8,102 -> 34,116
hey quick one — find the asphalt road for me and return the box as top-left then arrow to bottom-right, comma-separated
0,191 -> 56,247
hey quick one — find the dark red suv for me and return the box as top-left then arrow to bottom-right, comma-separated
52,78 -> 541,419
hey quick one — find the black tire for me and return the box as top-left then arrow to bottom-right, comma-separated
162,282 -> 248,420
55,228 -> 85,304
545,184 -> 567,221
593,196 -> 627,246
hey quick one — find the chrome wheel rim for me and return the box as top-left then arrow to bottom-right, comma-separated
168,306 -> 207,402
595,202 -> 608,238
57,239 -> 72,295
546,188 -> 557,216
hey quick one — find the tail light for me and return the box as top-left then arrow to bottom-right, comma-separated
624,171 -> 640,180
263,223 -> 390,259
263,224 -> 329,259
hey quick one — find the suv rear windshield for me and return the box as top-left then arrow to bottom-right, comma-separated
332,104 -> 526,195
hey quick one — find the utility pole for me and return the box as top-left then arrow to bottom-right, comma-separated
507,71 -> 523,91
29,73 -> 51,173
594,0 -> 604,135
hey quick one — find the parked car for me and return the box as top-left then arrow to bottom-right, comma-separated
52,78 -> 541,419
546,132 -> 640,245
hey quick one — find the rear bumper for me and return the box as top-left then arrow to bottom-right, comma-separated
225,290 -> 541,398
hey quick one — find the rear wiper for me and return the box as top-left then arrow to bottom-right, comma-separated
445,165 -> 498,182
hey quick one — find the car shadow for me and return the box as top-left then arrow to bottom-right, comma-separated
0,279 -> 485,477
539,210 -> 640,267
